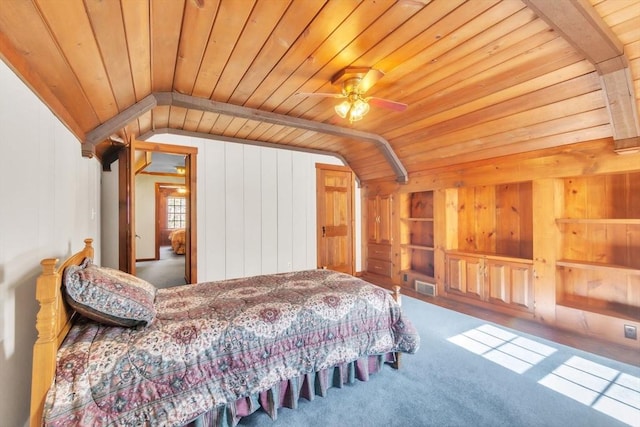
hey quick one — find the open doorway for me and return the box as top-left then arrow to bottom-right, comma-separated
119,140 -> 197,285
134,153 -> 188,288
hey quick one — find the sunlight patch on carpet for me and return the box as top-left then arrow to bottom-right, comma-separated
539,356 -> 640,426
447,324 -> 557,374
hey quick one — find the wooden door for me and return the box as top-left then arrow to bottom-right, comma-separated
316,164 -> 355,274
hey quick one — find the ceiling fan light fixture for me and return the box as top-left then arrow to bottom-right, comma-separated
335,95 -> 370,123
350,98 -> 370,120
335,100 -> 351,119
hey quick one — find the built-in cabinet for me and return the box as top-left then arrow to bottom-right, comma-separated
445,252 -> 534,313
365,193 -> 393,278
360,147 -> 640,350
443,182 -> 534,314
555,173 -> 640,330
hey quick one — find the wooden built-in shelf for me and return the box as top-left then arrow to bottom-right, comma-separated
401,244 -> 434,251
445,250 -> 533,264
556,259 -> 640,275
556,218 -> 640,224
557,293 -> 640,322
399,191 -> 436,283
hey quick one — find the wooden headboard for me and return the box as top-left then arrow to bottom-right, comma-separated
30,238 -> 94,427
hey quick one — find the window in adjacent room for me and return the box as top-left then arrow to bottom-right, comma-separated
167,196 -> 186,229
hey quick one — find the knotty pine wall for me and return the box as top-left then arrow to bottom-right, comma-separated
0,60 -> 101,427
101,133 -> 361,281
363,138 -> 640,349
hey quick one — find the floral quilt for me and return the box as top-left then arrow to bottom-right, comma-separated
43,270 -> 420,426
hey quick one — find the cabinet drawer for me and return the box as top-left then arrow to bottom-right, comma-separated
367,259 -> 392,277
368,243 -> 391,261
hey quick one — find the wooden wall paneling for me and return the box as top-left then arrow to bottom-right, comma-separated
475,185 -> 496,254
532,179 -> 562,323
457,186 -> 474,252
444,188 -> 459,252
561,177 -> 586,262
496,183 -> 521,257
519,181 -> 534,259
243,145 -> 262,277
434,189 -> 447,290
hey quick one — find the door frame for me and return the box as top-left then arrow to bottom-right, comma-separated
119,139 -> 198,283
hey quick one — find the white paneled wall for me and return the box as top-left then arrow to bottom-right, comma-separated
0,61 -> 101,427
101,133 -> 361,282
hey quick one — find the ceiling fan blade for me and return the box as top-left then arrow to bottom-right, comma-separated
359,68 -> 384,93
368,97 -> 408,112
295,92 -> 345,99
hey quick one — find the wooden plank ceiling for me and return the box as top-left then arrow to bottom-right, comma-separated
0,0 -> 638,183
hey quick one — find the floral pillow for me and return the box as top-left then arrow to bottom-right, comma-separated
63,258 -> 157,327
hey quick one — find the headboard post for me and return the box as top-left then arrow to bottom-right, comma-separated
30,238 -> 94,427
30,258 -> 61,427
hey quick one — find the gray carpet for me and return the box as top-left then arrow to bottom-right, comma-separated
238,295 -> 639,427
136,246 -> 186,288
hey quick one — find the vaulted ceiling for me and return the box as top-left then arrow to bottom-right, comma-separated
0,0 -> 638,183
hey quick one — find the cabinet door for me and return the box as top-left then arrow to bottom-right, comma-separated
485,259 -> 534,312
445,254 -> 483,299
378,194 -> 393,244
366,196 -> 379,243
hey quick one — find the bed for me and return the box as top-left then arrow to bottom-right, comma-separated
169,228 -> 186,254
30,239 -> 420,427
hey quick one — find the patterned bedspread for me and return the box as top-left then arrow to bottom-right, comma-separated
44,270 -> 420,426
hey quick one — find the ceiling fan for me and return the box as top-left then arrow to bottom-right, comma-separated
297,67 -> 408,123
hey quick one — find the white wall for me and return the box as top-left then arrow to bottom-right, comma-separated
102,134 -> 362,281
0,61 -> 101,426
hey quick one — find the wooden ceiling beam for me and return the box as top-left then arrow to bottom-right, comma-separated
522,0 -> 640,153
85,91 -> 409,183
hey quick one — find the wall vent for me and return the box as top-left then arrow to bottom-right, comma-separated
416,280 -> 436,297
